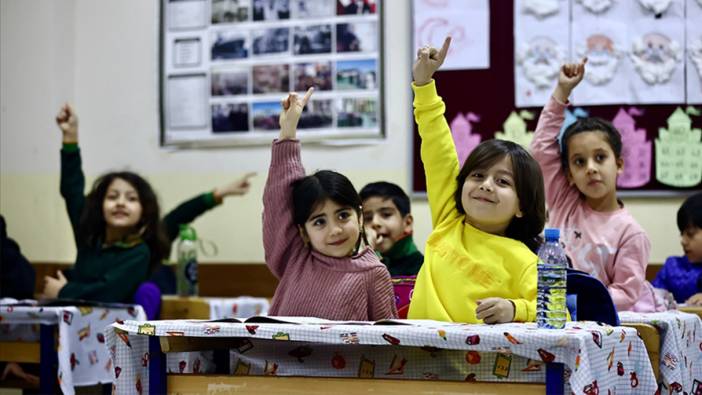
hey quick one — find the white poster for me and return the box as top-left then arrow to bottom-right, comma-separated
687,0 -> 702,104
570,3 -> 632,105
166,74 -> 209,129
628,18 -> 685,104
514,0 -> 570,107
413,0 -> 490,70
168,0 -> 208,31
173,37 -> 202,67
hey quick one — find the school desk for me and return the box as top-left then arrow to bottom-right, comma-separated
160,295 -> 270,320
106,319 -> 657,395
679,305 -> 702,320
619,310 -> 702,392
0,300 -> 145,395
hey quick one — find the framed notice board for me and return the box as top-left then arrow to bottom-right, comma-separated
160,0 -> 385,148
412,0 -> 702,196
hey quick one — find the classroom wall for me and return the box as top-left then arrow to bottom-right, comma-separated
0,0 -> 685,266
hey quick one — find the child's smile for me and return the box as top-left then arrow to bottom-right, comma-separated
461,155 -> 522,236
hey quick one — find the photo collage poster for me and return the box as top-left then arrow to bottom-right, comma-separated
162,0 -> 382,147
514,0 -> 700,107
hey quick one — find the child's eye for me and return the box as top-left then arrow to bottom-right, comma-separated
338,211 -> 351,220
313,218 -> 326,227
470,172 -> 483,179
497,178 -> 512,186
596,154 -> 606,162
572,158 -> 584,167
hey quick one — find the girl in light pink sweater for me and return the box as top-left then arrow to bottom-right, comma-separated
530,59 -> 662,312
263,88 -> 397,321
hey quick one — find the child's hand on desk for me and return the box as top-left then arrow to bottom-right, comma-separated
686,292 -> 702,306
412,36 -> 451,86
476,297 -> 515,324
56,103 -> 78,144
41,270 -> 67,299
1,362 -> 39,386
214,172 -> 257,200
279,88 -> 314,140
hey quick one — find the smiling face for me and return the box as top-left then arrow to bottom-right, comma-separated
460,155 -> 523,235
302,198 -> 361,257
362,197 -> 412,254
565,131 -> 623,211
102,178 -> 143,234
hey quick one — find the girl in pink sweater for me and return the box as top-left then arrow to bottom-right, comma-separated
530,59 -> 662,312
263,88 -> 397,321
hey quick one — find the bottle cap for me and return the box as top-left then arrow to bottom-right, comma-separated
544,228 -> 559,241
179,225 -> 198,241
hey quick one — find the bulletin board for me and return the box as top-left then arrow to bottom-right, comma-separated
412,0 -> 702,196
159,0 -> 384,148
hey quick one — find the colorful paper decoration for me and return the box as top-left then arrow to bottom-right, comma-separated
559,107 -> 589,149
450,112 -> 482,166
495,110 -> 535,148
655,107 -> 702,187
613,107 -> 652,188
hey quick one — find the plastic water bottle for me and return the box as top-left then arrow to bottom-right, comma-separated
176,225 -> 198,296
537,228 -> 568,329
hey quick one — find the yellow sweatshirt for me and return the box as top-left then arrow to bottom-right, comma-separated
407,80 -> 537,323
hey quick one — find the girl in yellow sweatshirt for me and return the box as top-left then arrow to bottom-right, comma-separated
408,37 -> 546,324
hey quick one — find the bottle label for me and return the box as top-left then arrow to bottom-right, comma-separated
185,259 -> 198,284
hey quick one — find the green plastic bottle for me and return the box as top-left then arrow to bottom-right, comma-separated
176,225 -> 198,296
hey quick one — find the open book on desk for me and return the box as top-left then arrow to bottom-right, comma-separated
207,315 -> 462,327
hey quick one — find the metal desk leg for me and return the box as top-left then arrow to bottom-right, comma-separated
39,324 -> 57,394
149,336 -> 166,395
545,362 -> 565,395
213,349 -> 230,374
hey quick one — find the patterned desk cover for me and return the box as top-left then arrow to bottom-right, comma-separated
0,300 -> 145,395
619,310 -> 702,393
107,318 -> 657,395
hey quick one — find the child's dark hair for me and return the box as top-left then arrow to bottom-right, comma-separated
560,117 -> 622,170
292,170 -> 367,252
455,139 -> 546,252
677,192 -> 702,232
79,172 -> 169,271
359,181 -> 411,216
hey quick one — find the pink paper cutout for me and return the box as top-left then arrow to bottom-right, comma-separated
450,112 -> 481,166
613,107 -> 651,188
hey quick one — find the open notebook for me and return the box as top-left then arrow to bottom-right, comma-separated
205,315 -> 464,327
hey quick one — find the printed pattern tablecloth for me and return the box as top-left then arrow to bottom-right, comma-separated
0,300 -> 145,395
165,296 -> 270,374
619,310 -> 702,393
107,319 -> 658,395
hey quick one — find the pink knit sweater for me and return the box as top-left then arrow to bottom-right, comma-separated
263,139 -> 397,321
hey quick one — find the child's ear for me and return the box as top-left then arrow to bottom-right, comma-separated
298,225 -> 310,245
616,157 -> 625,175
402,214 -> 414,236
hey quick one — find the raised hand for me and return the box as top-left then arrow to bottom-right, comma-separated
475,297 -> 515,324
56,103 -> 78,144
214,172 -> 257,200
279,88 -> 314,140
554,58 -> 587,103
412,36 -> 451,86
364,226 -> 384,250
